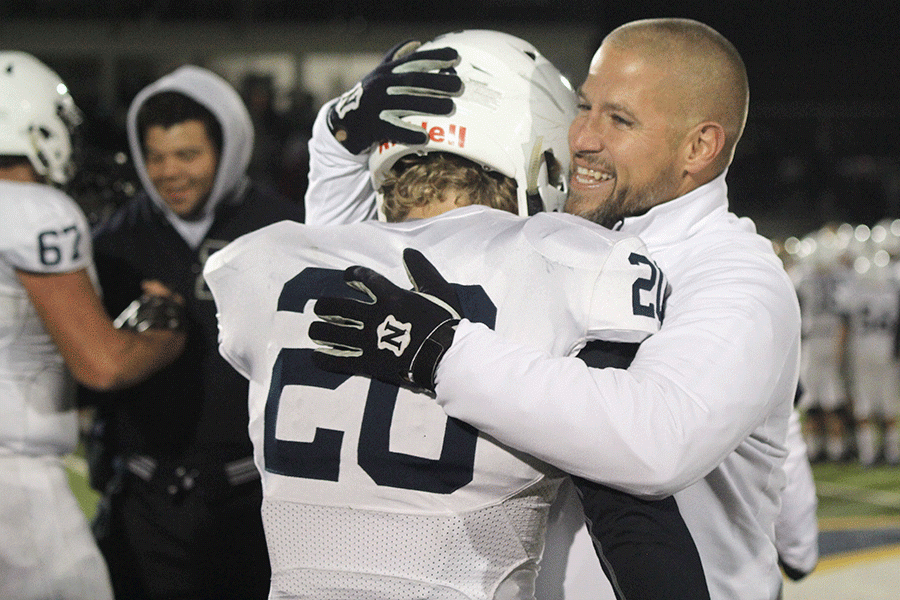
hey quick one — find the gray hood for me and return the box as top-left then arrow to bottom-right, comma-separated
126,65 -> 254,246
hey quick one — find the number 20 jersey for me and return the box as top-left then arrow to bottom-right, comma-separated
0,180 -> 96,455
204,205 -> 665,600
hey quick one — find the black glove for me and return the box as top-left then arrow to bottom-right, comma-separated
310,248 -> 461,392
113,294 -> 186,332
778,555 -> 812,582
326,40 -> 463,155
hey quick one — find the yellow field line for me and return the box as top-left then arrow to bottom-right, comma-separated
812,543 -> 900,572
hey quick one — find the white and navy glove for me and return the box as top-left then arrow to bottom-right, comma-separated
310,248 -> 461,393
326,40 -> 463,155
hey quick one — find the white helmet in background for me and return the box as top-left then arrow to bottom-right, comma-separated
368,30 -> 577,218
0,51 -> 83,185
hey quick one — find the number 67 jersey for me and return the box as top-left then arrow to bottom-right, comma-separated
204,205 -> 665,600
0,181 -> 96,455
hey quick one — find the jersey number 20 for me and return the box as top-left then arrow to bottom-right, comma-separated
263,267 -> 496,494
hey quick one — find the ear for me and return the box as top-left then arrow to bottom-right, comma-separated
681,121 -> 725,175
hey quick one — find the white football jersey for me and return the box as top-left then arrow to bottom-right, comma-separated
205,205 -> 665,600
794,260 -> 846,341
0,180 -> 96,455
834,264 -> 900,420
794,260 -> 849,411
835,265 -> 900,366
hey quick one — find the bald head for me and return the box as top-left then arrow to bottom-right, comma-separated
603,18 -> 749,170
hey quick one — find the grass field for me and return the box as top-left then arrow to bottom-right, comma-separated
65,449 -> 900,598
64,451 -> 101,522
813,462 -> 900,520
65,451 -> 900,527
784,463 -> 900,600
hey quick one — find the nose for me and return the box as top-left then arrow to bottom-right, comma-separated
146,152 -> 180,181
157,155 -> 180,179
569,112 -> 605,155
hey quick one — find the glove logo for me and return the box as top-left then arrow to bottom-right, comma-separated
376,315 -> 412,357
334,82 -> 363,119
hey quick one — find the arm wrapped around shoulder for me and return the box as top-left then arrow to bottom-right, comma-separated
114,294 -> 186,332
309,248 -> 461,393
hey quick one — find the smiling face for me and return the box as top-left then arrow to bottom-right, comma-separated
144,119 -> 218,220
564,43 -> 691,228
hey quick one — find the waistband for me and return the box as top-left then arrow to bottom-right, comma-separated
125,454 -> 259,490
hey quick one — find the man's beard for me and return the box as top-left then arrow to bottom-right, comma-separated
564,164 -> 680,229
565,186 -> 635,229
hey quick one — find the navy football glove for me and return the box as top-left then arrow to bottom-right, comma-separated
310,248 -> 461,393
114,294 -> 185,332
326,40 -> 463,155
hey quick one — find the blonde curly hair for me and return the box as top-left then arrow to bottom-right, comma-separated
379,152 -> 518,223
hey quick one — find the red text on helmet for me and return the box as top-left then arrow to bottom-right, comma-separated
377,122 -> 467,153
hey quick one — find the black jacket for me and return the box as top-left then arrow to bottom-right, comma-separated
83,184 -> 304,474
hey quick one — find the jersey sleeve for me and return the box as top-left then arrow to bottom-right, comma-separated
521,213 -> 664,345
586,236 -> 665,343
1,186 -> 93,275
303,99 -> 378,226
204,233 -> 262,380
434,237 -> 801,497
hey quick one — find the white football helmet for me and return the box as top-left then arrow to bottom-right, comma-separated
0,51 -> 82,185
368,30 -> 577,218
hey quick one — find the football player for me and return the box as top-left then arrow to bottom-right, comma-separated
0,51 -> 185,600
835,233 -> 900,466
206,31 -> 704,600
792,225 -> 853,462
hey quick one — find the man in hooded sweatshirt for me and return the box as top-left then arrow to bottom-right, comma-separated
82,65 -> 304,600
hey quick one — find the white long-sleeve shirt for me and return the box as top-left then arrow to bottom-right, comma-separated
435,173 -> 802,600
774,409 -> 819,579
304,98 -> 377,226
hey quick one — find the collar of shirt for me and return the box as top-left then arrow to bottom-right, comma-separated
616,170 -> 731,253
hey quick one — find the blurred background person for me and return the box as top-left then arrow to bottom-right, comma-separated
834,223 -> 900,467
791,223 -> 854,462
0,50 -> 185,600
240,72 -> 290,193
80,65 -> 304,600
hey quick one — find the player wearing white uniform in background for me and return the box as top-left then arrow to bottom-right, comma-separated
791,225 -> 852,462
309,21 -> 803,600
207,32 -> 674,600
0,52 -> 185,600
835,241 -> 900,466
0,179 -> 114,600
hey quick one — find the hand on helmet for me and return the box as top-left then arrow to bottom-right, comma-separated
326,40 -> 463,155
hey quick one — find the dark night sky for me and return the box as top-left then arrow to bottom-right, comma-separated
5,0 -> 895,104
5,0 -> 895,231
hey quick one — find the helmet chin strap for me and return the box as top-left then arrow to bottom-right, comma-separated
524,137 -> 544,216
525,190 -> 544,216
